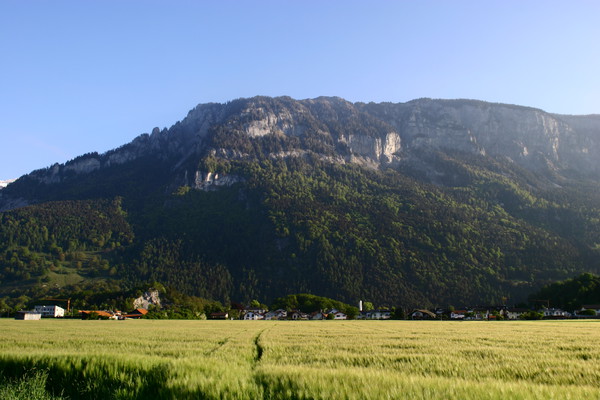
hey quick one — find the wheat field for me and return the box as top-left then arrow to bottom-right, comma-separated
0,319 -> 599,399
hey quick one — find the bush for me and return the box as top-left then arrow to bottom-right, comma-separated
519,310 -> 544,320
579,309 -> 597,316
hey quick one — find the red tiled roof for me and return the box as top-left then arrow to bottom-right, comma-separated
79,310 -> 113,318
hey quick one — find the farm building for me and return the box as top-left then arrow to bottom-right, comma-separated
410,309 -> 437,320
79,310 -> 115,319
209,312 -> 229,320
123,308 -> 149,319
15,311 -> 42,320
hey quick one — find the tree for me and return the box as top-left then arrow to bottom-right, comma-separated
0,298 -> 11,317
363,301 -> 375,311
391,307 -> 406,320
579,309 -> 596,316
519,310 -> 543,320
345,306 -> 359,320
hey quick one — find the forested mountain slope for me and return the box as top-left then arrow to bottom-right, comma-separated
1,96 -> 599,308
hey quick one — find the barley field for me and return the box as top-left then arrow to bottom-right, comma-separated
0,319 -> 599,399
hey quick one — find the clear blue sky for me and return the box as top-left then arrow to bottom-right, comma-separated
1,1 -> 599,180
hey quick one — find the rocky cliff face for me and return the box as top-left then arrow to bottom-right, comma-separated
359,99 -> 600,176
132,289 -> 161,309
1,96 -> 599,211
174,96 -> 600,178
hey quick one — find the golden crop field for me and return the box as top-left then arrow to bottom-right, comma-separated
0,319 -> 599,399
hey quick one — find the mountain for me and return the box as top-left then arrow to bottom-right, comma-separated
1,96 -> 599,308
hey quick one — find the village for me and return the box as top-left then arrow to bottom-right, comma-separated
161,304 -> 600,321
13,301 -> 600,321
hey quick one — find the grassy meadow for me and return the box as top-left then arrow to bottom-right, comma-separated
0,319 -> 599,399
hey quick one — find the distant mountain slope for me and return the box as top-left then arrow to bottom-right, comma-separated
1,96 -> 599,307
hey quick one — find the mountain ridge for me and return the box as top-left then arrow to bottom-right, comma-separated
1,96 -> 599,308
4,96 -> 599,202
4,97 -> 599,193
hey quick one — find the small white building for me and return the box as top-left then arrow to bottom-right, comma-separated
34,305 -> 65,318
15,311 -> 42,320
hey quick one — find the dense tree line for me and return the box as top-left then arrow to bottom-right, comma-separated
529,273 -> 600,310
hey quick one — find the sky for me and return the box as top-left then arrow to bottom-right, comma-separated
1,1 -> 600,180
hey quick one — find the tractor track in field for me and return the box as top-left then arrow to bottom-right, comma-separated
205,336 -> 232,356
253,328 -> 268,366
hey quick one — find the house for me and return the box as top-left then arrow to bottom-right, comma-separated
434,308 -> 446,318
450,310 -> 468,320
34,305 -> 65,318
244,307 -> 268,315
15,311 -> 42,320
471,308 -> 490,320
310,311 -> 328,320
243,311 -> 264,320
410,309 -> 436,320
288,310 -> 309,320
332,311 -> 347,320
366,309 -> 391,320
321,309 -> 347,320
542,308 -> 570,319
505,308 -> 529,320
209,312 -> 229,320
123,308 -> 149,319
264,309 -> 287,320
